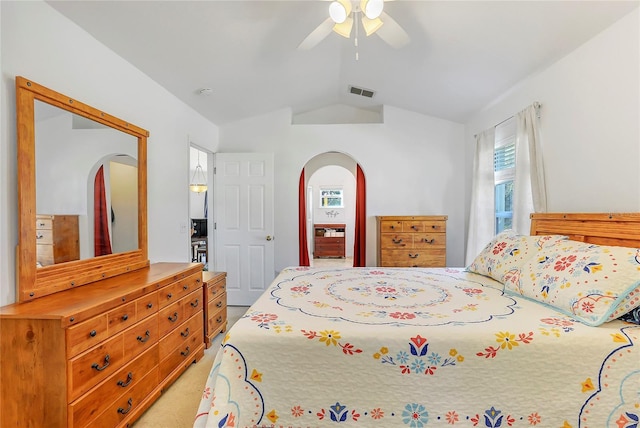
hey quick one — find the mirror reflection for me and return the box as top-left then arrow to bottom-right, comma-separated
35,100 -> 139,267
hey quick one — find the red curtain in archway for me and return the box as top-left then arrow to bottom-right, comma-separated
353,164 -> 366,267
298,169 -> 310,266
94,165 -> 113,256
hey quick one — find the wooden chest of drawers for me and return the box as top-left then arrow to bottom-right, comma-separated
0,262 -> 205,428
36,214 -> 80,266
376,216 -> 447,267
202,271 -> 227,348
313,224 -> 346,258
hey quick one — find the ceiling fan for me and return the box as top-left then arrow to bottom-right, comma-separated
298,0 -> 410,51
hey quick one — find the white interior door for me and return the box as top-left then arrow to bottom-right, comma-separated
214,153 -> 275,305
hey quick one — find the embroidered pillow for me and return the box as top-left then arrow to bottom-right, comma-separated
467,230 -> 568,283
511,241 -> 640,326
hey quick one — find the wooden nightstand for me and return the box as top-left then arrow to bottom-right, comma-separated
202,271 -> 227,348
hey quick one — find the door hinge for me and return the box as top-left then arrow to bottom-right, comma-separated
214,222 -> 217,230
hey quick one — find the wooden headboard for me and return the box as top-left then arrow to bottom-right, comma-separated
530,213 -> 640,248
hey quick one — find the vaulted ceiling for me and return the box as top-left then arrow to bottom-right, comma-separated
48,0 -> 639,126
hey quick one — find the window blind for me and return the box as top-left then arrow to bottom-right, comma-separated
494,143 -> 515,172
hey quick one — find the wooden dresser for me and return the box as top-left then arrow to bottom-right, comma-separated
377,216 -> 447,267
36,214 -> 80,266
202,271 -> 228,348
313,223 -> 346,258
0,262 -> 205,428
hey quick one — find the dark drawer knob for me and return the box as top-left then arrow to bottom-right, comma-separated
89,330 -> 97,338
181,346 -> 191,357
167,293 -> 173,299
122,314 -> 129,321
137,330 -> 151,343
422,238 -> 435,244
91,354 -> 110,371
117,398 -> 133,415
168,312 -> 178,323
190,299 -> 199,308
117,372 -> 133,388
411,225 -> 418,230
181,328 -> 190,338
216,316 -> 223,323
216,301 -> 223,308
183,285 -> 188,290
408,253 -> 419,259
147,303 -> 153,309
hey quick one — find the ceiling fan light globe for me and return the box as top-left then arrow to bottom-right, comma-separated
361,0 -> 384,19
332,16 -> 354,38
329,0 -> 352,24
361,16 -> 383,36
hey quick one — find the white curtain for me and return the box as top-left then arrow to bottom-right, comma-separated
513,103 -> 547,234
465,128 -> 496,264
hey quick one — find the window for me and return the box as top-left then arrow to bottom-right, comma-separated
320,188 -> 344,208
494,118 -> 516,234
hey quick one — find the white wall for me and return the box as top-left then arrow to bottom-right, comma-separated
465,9 -> 640,238
0,1 -> 219,306
218,105 -> 466,273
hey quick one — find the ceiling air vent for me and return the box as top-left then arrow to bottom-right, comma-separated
349,85 -> 375,98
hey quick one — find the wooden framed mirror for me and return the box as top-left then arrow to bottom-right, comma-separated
15,76 -> 149,301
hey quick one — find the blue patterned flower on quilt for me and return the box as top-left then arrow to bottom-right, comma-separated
374,335 -> 464,375
316,402 -> 361,422
402,403 -> 429,427
469,407 -> 516,427
329,402 -> 348,422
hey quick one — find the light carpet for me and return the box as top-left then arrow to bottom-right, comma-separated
132,306 -> 248,428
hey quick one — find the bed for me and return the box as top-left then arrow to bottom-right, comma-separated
194,213 -> 640,427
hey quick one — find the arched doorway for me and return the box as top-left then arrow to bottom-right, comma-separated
298,152 -> 366,267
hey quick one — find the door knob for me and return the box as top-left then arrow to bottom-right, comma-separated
266,235 -> 273,241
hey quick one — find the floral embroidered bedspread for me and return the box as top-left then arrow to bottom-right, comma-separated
193,267 -> 640,428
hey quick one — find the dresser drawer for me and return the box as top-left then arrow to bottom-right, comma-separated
159,272 -> 202,309
67,314 -> 109,357
379,249 -> 446,267
412,233 -> 446,248
36,244 -> 54,266
158,302 -> 184,338
183,288 -> 202,320
35,216 -> 53,229
208,302 -> 227,337
69,345 -> 159,428
379,220 -> 404,232
159,327 -> 203,380
208,293 -> 226,319
135,291 -> 159,319
158,288 -> 201,336
35,229 -> 54,244
68,334 -> 125,401
85,367 -> 159,428
379,233 -> 412,249
107,301 -> 137,335
159,312 -> 202,359
123,313 -> 159,359
206,277 -> 226,300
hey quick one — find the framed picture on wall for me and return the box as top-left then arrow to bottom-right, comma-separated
320,188 -> 343,208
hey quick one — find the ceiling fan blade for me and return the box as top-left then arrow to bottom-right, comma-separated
298,17 -> 334,50
376,11 -> 410,48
